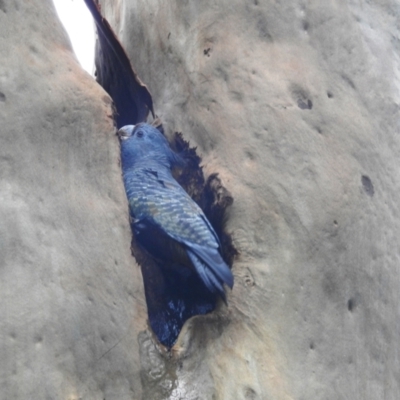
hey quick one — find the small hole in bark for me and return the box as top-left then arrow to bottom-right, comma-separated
291,84 -> 313,110
347,298 -> 355,311
297,98 -> 313,109
327,91 -> 334,98
244,386 -> 257,400
361,175 -> 374,197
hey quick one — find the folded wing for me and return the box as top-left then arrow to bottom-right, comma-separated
125,167 -> 234,295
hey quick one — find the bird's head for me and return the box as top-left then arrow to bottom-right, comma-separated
118,123 -> 185,170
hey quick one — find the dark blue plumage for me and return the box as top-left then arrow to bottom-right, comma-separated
119,123 -> 234,297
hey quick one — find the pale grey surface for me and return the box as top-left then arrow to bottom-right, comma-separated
100,1 -> 400,399
0,1 -> 147,399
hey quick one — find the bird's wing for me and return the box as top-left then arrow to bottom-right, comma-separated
126,168 -> 218,248
125,168 -> 233,291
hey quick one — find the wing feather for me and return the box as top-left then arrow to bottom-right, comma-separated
125,167 -> 233,294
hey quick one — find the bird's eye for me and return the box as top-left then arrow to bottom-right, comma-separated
136,130 -> 144,138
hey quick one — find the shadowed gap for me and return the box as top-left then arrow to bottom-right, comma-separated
84,0 -> 236,348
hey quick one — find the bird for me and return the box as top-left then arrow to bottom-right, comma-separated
118,123 -> 234,299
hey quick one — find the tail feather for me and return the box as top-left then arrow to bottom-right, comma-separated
186,247 -> 232,298
186,243 -> 234,289
187,250 -> 225,294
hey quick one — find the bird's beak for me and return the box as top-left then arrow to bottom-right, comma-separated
117,125 -> 135,140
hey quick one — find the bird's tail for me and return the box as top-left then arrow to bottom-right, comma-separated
186,247 -> 233,299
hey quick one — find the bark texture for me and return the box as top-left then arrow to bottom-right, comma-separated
0,1 -> 146,399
